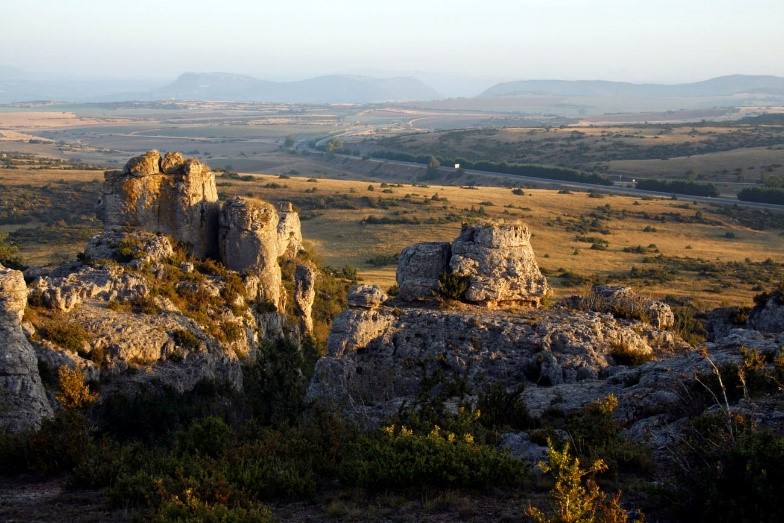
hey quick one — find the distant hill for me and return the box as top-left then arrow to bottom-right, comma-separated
479,75 -> 784,98
148,73 -> 441,103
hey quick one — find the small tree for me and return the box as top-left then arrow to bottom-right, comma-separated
526,439 -> 634,523
56,366 -> 98,409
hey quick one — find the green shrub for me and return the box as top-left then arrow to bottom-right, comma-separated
438,271 -> 469,300
38,315 -> 89,352
609,342 -> 654,366
172,328 -> 201,350
340,424 -> 528,489
526,439 -> 636,523
476,383 -> 534,431
565,395 -> 652,475
674,413 -> 784,523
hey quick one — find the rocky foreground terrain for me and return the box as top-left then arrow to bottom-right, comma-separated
2,151 -> 783,522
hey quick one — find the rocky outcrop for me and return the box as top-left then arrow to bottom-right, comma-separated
396,223 -> 549,307
748,289 -> 784,333
28,265 -> 149,313
0,264 -> 53,432
277,202 -> 303,259
450,223 -> 549,307
585,285 -> 675,329
307,304 -> 684,423
397,242 -> 451,301
218,197 -> 285,308
294,264 -> 317,334
100,150 -> 220,258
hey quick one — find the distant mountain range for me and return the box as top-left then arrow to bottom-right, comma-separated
1,67 -> 783,105
148,72 -> 441,103
479,75 -> 784,98
0,69 -> 440,104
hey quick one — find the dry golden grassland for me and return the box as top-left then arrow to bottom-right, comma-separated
2,164 -> 782,309
221,173 -> 784,308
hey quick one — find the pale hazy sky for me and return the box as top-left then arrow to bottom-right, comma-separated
2,0 -> 783,93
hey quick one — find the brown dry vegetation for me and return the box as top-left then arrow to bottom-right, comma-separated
220,173 -> 784,308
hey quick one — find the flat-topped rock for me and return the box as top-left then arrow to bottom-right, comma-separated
395,222 -> 549,307
450,222 -> 549,307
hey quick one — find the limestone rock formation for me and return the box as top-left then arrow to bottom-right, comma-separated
219,197 -> 284,308
450,223 -> 549,307
396,223 -> 549,306
0,264 -> 53,432
307,304 -> 682,422
294,263 -> 317,334
100,150 -> 219,258
29,265 -> 149,312
748,290 -> 784,333
396,242 -> 451,301
277,202 -> 303,259
347,285 -> 388,309
586,285 -> 675,329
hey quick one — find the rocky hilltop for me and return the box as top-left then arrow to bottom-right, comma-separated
0,151 -> 315,431
309,223 -> 784,462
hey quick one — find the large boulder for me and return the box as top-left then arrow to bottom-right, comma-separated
396,242 -> 451,301
100,150 -> 220,258
450,222 -> 549,307
0,264 -> 53,432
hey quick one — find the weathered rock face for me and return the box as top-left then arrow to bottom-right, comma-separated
347,285 -> 388,309
294,264 -> 317,334
29,265 -> 149,313
450,223 -> 549,307
84,229 -> 174,264
586,285 -> 675,330
219,197 -> 284,308
396,223 -> 549,307
307,304 -> 683,423
101,150 -> 219,258
748,291 -> 784,333
0,264 -> 53,432
396,242 -> 451,301
277,202 -> 303,259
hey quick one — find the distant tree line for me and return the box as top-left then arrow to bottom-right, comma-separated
635,179 -> 719,197
362,150 -> 613,186
737,187 -> 784,205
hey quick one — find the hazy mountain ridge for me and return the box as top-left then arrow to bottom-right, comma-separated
150,72 -> 442,103
0,69 -> 441,104
479,74 -> 784,97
